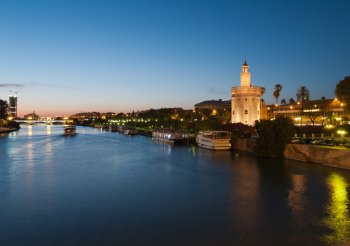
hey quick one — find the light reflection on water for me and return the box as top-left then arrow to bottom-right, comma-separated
1,126 -> 350,245
323,173 -> 350,244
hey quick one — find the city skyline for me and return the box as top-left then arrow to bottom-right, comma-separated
0,0 -> 349,116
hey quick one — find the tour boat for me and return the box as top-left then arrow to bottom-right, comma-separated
196,131 -> 231,150
152,129 -> 190,144
64,125 -> 77,135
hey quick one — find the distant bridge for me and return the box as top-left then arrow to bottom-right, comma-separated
15,120 -> 66,125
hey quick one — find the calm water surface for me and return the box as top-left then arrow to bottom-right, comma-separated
1,125 -> 350,245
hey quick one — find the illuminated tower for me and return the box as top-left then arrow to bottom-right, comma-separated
9,92 -> 18,118
231,61 -> 264,125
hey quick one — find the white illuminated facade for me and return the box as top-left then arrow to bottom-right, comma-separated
231,61 -> 264,125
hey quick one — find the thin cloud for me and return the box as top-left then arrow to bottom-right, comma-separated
0,83 -> 24,88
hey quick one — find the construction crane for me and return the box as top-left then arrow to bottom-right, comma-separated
9,90 -> 21,97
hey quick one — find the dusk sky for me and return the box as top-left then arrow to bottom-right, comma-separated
0,0 -> 349,116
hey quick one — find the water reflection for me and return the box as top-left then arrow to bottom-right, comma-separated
288,174 -> 307,217
229,155 -> 262,239
323,173 -> 350,244
46,125 -> 51,135
287,174 -> 311,242
26,142 -> 34,168
27,125 -> 33,136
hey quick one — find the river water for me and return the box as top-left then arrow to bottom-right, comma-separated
0,125 -> 350,245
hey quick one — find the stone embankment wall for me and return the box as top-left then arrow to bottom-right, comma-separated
232,138 -> 350,170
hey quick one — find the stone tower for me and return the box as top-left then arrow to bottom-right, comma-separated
231,61 -> 264,125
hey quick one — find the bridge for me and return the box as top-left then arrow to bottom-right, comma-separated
15,120 -> 67,125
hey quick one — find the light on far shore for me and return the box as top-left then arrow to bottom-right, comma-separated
337,130 -> 347,138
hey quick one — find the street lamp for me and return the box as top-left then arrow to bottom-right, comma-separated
337,130 -> 347,138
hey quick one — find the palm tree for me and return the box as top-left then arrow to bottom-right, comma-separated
289,98 -> 296,104
280,99 -> 286,105
273,84 -> 283,105
296,86 -> 310,126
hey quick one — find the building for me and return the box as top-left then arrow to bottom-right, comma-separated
24,111 -> 40,120
231,61 -> 265,125
194,99 -> 230,112
8,94 -> 18,118
265,98 -> 347,125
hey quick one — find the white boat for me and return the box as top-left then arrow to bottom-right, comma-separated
196,131 -> 231,150
64,125 -> 77,135
124,128 -> 138,136
152,129 -> 190,144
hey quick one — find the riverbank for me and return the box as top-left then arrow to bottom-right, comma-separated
232,138 -> 350,170
0,127 -> 18,134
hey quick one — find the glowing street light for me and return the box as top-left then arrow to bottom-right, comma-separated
325,124 -> 334,129
337,130 -> 347,138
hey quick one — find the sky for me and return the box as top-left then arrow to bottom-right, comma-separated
0,0 -> 349,117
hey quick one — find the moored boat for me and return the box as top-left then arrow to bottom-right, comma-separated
152,129 -> 190,144
196,131 -> 231,150
64,125 -> 77,135
123,127 -> 138,136
108,125 -> 118,132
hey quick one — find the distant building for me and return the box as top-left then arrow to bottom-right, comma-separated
24,111 -> 40,120
264,98 -> 347,125
194,99 -> 230,112
101,112 -> 116,119
231,61 -> 265,125
8,94 -> 18,118
70,112 -> 101,120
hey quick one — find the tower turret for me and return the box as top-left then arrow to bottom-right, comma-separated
240,60 -> 251,87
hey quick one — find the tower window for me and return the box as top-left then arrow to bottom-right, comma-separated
245,98 -> 247,101
232,110 -> 234,115
245,110 -> 248,114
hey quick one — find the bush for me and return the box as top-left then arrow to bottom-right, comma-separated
255,115 -> 295,157
223,123 -> 255,138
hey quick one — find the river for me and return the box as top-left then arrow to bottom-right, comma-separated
0,125 -> 350,245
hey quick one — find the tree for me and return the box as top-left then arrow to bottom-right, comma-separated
289,98 -> 296,104
280,99 -> 286,105
335,76 -> 350,112
0,99 -> 9,120
255,115 -> 295,158
304,101 -> 321,126
296,86 -> 310,102
273,84 -> 283,105
296,86 -> 310,126
318,97 -> 329,125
